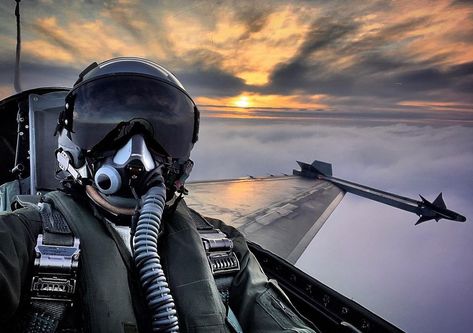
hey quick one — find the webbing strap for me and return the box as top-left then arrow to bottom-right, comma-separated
215,275 -> 233,305
189,209 -> 214,230
39,201 -> 74,246
214,273 -> 244,333
22,201 -> 79,333
191,211 -> 239,301
190,209 -> 244,332
22,300 -> 67,333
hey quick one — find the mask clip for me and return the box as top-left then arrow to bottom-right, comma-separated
126,160 -> 146,199
56,149 -> 87,184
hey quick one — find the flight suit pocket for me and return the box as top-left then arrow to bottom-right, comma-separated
187,313 -> 229,333
256,287 -> 315,332
175,279 -> 229,332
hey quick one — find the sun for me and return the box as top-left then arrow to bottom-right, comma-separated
234,96 -> 251,108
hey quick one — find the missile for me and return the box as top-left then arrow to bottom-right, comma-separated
416,193 -> 467,225
295,160 -> 467,225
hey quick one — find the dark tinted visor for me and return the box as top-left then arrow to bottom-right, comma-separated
68,75 -> 196,159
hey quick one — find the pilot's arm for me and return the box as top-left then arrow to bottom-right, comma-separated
0,208 -> 41,324
206,217 -> 318,333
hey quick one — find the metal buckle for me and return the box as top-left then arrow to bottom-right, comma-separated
200,229 -> 240,276
200,229 -> 234,252
208,252 -> 240,276
31,276 -> 77,302
31,234 -> 80,302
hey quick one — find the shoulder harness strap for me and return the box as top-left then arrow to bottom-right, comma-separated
15,196 -> 80,333
189,210 -> 243,333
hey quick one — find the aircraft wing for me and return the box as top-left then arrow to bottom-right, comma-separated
185,175 -> 345,263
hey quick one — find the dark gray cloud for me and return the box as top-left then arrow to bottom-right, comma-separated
265,51 -> 473,103
291,17 -> 360,62
260,9 -> 472,108
0,54 -> 248,99
0,58 -> 77,90
265,17 -> 359,95
263,5 -> 470,109
338,17 -> 437,62
0,56 -> 249,101
387,61 -> 473,101
178,67 -> 248,97
450,0 -> 473,7
380,15 -> 433,37
231,1 -> 273,41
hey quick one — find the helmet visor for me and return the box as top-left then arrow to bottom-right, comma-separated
68,75 -> 196,159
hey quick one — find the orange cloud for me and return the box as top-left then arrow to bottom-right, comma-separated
163,5 -> 318,85
196,92 -> 328,110
23,16 -> 151,67
23,39 -> 75,63
398,100 -> 473,112
351,1 -> 473,68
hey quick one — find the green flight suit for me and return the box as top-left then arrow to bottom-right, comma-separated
0,190 -> 317,332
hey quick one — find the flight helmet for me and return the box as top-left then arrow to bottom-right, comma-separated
56,57 -> 199,198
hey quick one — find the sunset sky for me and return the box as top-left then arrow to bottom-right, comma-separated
0,0 -> 472,120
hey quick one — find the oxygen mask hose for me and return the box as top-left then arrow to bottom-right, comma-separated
133,181 -> 179,332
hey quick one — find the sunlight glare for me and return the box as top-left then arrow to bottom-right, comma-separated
234,96 -> 251,108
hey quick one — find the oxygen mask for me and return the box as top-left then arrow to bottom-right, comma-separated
85,133 -> 168,217
94,134 -> 158,196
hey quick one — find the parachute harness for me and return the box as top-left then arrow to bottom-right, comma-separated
133,183 -> 179,332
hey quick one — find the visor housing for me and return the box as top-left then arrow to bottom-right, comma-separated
65,75 -> 196,160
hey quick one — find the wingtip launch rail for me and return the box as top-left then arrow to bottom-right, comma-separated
294,160 -> 466,225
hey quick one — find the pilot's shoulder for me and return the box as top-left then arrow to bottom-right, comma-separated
0,206 -> 41,223
0,206 -> 42,247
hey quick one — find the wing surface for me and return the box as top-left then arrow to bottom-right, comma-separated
185,175 -> 344,263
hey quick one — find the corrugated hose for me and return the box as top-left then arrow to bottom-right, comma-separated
133,184 -> 179,332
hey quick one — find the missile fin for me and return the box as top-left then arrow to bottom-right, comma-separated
415,215 -> 433,225
432,192 -> 446,209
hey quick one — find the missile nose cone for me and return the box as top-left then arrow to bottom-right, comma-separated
457,215 -> 466,222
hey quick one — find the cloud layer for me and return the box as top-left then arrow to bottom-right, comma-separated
190,118 -> 473,332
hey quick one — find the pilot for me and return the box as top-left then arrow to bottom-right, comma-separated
0,58 -> 317,333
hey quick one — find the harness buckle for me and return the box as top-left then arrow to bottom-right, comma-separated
200,229 -> 240,276
31,234 -> 80,302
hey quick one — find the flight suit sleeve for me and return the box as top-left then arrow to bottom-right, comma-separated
205,217 -> 318,333
0,208 -> 42,323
